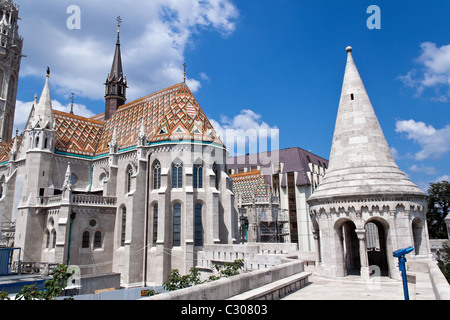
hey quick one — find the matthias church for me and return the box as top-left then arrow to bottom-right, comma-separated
0,1 -> 434,292
0,7 -> 236,286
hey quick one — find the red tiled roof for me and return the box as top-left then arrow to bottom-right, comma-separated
95,82 -> 223,156
53,110 -> 104,157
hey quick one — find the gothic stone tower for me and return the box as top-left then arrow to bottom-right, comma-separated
307,47 -> 431,281
0,0 -> 23,143
104,17 -> 127,120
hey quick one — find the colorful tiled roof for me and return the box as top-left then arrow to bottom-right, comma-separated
95,82 -> 223,156
230,170 -> 271,203
0,83 -> 223,162
53,110 -> 104,157
0,136 -> 21,163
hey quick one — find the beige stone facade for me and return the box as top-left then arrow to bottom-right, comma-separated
0,75 -> 237,288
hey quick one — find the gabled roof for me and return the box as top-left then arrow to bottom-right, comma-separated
95,82 -> 223,156
0,80 -> 223,162
228,147 -> 329,187
51,82 -> 223,158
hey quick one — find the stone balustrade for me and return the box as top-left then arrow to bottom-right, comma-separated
36,194 -> 116,207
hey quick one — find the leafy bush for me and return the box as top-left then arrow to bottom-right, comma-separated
0,264 -> 74,300
163,259 -> 244,291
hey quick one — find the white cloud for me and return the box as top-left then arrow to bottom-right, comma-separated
16,0 -> 239,101
435,174 -> 450,182
399,42 -> 450,101
390,146 -> 400,160
395,119 -> 450,160
408,164 -> 438,175
211,109 -> 279,156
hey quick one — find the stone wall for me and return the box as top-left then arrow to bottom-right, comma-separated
143,259 -> 304,300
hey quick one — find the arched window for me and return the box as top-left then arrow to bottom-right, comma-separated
94,231 -> 102,249
173,203 -> 181,246
195,203 -> 203,246
126,166 -> 133,193
45,230 -> 50,249
213,163 -> 219,190
172,161 -> 183,189
153,161 -> 161,189
82,231 -> 90,248
193,163 -> 203,189
0,176 -> 4,198
152,204 -> 158,247
121,206 -> 127,247
51,230 -> 57,249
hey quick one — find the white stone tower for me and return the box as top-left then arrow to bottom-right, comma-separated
0,0 -> 23,143
307,47 -> 431,280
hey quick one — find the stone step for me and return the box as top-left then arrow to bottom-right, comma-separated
227,271 -> 311,300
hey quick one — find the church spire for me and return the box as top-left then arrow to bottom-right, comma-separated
104,16 -> 127,120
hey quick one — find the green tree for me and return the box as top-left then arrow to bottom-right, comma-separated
163,259 -> 244,291
215,259 -> 244,278
427,180 -> 449,239
163,267 -> 202,291
14,264 -> 74,300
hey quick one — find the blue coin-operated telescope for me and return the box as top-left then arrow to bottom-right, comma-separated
393,246 -> 414,300
393,246 -> 414,258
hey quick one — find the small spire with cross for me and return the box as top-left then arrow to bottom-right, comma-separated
183,63 -> 187,83
117,16 -> 122,34
69,92 -> 75,114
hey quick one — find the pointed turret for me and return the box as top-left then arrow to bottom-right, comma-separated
33,68 -> 54,129
104,17 -> 127,120
308,47 -> 424,201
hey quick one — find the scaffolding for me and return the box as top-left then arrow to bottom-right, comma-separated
0,214 -> 15,248
257,208 -> 289,243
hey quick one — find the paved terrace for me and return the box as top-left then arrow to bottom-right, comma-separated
282,265 -> 437,300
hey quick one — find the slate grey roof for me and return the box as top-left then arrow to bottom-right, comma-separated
227,147 -> 328,187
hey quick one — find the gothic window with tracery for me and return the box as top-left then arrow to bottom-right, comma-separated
172,161 -> 183,189
51,230 -> 57,249
94,231 -> 102,249
173,203 -> 181,246
152,204 -> 158,247
195,203 -> 203,246
126,165 -> 133,193
121,206 -> 127,247
0,176 -> 4,198
153,161 -> 161,189
193,163 -> 203,189
213,163 -> 219,190
82,231 -> 90,248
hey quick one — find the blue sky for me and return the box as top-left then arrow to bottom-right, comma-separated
13,0 -> 450,192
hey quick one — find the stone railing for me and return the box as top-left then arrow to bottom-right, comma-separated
36,194 -> 116,207
72,194 -> 116,206
197,243 -> 299,272
144,259 -> 308,300
36,195 -> 62,206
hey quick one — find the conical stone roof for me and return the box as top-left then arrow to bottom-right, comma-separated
308,47 -> 425,202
